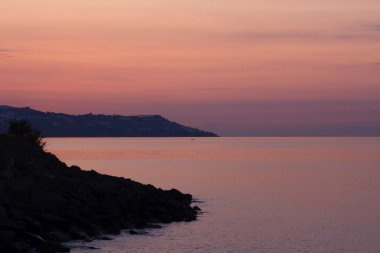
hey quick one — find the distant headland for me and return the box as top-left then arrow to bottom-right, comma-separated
0,105 -> 218,137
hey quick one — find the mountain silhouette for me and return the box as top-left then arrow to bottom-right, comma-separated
0,105 -> 217,137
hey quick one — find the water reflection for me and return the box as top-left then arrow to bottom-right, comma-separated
47,137 -> 380,253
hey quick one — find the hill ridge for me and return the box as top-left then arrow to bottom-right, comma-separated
0,105 -> 218,137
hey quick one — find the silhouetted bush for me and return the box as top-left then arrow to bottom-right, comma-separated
8,119 -> 46,149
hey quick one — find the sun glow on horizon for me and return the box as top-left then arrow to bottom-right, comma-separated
1,0 -> 380,135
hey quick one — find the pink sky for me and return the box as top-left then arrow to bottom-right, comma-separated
1,0 -> 380,135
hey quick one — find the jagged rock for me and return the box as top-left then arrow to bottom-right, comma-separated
48,231 -> 70,242
100,236 -> 114,240
0,133 -> 200,252
8,241 -> 31,252
0,219 -> 27,231
146,224 -> 162,229
128,229 -> 138,235
68,225 -> 90,240
0,206 -> 6,219
128,229 -> 148,235
24,216 -> 43,230
24,232 -> 45,244
0,230 -> 16,243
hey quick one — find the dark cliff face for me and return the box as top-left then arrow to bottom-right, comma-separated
0,134 -> 200,252
0,105 -> 218,137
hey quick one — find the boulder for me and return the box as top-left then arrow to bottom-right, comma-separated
8,241 -> 31,252
0,230 -> 16,242
0,206 -> 6,219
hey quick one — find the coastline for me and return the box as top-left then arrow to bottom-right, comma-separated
0,134 -> 200,253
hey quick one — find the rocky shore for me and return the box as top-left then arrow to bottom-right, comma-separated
0,132 -> 200,252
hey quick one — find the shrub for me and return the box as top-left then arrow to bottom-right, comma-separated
8,119 -> 46,149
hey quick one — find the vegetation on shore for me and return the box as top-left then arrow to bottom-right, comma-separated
0,120 -> 200,252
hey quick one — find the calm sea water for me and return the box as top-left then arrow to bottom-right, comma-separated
46,137 -> 380,253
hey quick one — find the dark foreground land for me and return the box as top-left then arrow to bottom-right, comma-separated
0,133 -> 199,252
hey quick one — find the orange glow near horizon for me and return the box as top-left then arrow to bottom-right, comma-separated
1,0 -> 380,135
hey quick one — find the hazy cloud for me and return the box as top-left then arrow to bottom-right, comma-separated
229,23 -> 380,43
158,98 -> 380,136
237,31 -> 321,40
0,48 -> 11,58
369,24 -> 380,31
232,30 -> 380,43
195,87 -> 232,92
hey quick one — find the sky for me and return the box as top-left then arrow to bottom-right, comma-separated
1,0 -> 380,136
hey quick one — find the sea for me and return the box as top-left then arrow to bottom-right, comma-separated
46,137 -> 380,253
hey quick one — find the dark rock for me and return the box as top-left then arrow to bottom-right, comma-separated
123,222 -> 136,229
24,216 -> 43,230
128,229 -> 138,235
134,220 -> 148,229
68,225 -> 90,240
8,241 -> 31,252
54,244 -> 71,252
100,236 -> 114,240
0,230 -> 16,242
27,248 -> 39,253
48,231 -> 71,243
7,208 -> 24,220
0,206 -> 7,219
0,218 -> 27,231
0,131 -> 201,252
146,224 -> 162,229
22,232 -> 46,246
39,214 -> 69,230
128,229 -> 148,235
